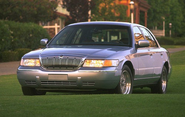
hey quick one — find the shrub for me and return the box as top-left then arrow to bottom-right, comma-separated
0,21 -> 12,51
157,37 -> 185,45
0,20 -> 50,52
157,37 -> 174,45
0,20 -> 50,62
0,48 -> 32,62
1,51 -> 19,62
15,48 -> 32,60
174,37 -> 185,45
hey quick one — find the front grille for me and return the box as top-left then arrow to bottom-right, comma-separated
83,81 -> 95,86
41,81 -> 77,86
41,56 -> 84,71
25,80 -> 36,85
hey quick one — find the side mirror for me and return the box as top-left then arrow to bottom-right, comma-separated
40,39 -> 49,46
137,40 -> 149,48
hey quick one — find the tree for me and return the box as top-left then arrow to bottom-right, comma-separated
167,0 -> 183,36
147,0 -> 183,37
91,0 -> 129,21
178,0 -> 185,36
147,0 -> 171,29
62,0 -> 91,23
0,0 -> 58,23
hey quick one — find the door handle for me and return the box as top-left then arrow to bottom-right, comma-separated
161,53 -> 163,57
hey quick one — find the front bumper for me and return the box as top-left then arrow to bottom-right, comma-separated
17,66 -> 121,90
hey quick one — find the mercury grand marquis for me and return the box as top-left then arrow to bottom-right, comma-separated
17,21 -> 171,95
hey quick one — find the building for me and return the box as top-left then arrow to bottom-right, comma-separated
42,0 -> 150,37
117,0 -> 150,27
40,0 -> 70,37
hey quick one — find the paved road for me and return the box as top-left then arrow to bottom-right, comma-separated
1,47 -> 185,76
0,61 -> 20,76
167,47 -> 185,53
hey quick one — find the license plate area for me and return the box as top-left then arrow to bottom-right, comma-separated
48,74 -> 68,81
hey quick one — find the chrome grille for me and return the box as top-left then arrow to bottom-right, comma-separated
41,56 -> 84,70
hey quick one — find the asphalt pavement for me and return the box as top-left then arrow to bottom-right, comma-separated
0,61 -> 20,76
166,47 -> 185,53
1,47 -> 185,76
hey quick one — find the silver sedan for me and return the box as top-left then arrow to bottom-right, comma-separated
17,21 -> 171,95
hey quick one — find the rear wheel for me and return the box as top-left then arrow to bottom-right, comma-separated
116,65 -> 133,94
151,66 -> 168,94
22,87 -> 46,95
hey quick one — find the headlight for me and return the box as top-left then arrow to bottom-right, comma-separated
83,60 -> 118,67
20,59 -> 40,66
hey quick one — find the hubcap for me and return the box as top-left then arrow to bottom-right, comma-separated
161,69 -> 167,93
120,70 -> 131,94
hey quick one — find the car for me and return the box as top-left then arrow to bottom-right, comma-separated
17,21 -> 171,95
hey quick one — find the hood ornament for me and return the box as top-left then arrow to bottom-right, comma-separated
59,55 -> 63,59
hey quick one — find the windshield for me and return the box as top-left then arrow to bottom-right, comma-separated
49,25 -> 131,47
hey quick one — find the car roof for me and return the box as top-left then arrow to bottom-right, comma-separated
68,21 -> 142,27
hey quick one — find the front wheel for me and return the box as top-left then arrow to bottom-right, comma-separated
116,65 -> 133,94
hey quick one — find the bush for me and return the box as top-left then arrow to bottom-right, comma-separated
0,20 -> 50,62
15,48 -> 32,60
0,48 -> 32,62
0,20 -> 50,52
0,21 -> 12,52
174,38 -> 185,45
157,37 -> 185,45
157,37 -> 174,45
1,51 -> 19,62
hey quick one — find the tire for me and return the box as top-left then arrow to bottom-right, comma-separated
151,66 -> 168,94
116,65 -> 133,94
22,87 -> 46,95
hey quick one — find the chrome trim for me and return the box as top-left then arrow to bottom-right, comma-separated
134,76 -> 160,80
17,68 -> 40,72
78,70 -> 117,72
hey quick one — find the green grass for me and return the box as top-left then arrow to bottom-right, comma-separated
1,51 -> 185,117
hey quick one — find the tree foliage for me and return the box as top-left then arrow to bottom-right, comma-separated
62,0 -> 91,23
147,0 -> 170,29
91,0 -> 129,21
0,20 -> 50,52
167,0 -> 183,36
0,0 -> 58,23
178,0 -> 185,36
147,0 -> 183,36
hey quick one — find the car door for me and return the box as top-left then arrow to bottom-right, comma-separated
142,28 -> 163,79
139,27 -> 162,83
133,26 -> 154,85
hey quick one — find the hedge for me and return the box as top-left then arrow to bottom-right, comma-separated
15,48 -> 32,60
0,20 -> 50,52
0,21 -> 12,52
0,48 -> 32,62
1,51 -> 19,62
157,37 -> 185,45
0,20 -> 50,62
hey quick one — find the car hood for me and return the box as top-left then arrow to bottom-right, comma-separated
24,45 -> 131,59
41,46 -> 131,59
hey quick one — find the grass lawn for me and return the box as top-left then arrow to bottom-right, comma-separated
0,51 -> 185,117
